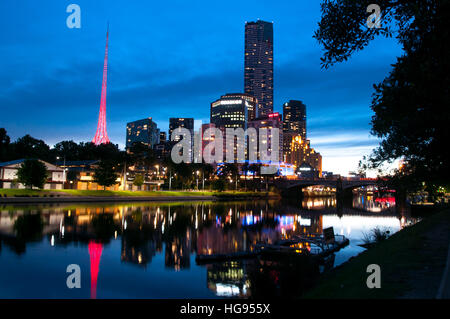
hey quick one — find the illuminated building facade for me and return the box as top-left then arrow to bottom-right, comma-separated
169,118 -> 194,141
282,100 -> 306,159
244,20 -> 274,117
247,112 -> 283,162
211,94 -> 255,162
169,118 -> 194,162
159,131 -> 167,142
210,93 -> 254,129
201,123 -> 216,155
287,135 -> 322,177
126,118 -> 160,149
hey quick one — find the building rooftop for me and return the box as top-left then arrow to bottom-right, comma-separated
0,159 -> 28,167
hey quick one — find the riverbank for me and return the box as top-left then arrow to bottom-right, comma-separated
0,188 -> 279,203
303,207 -> 450,299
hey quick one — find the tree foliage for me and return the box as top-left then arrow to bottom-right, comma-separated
133,174 -> 144,187
0,128 -> 10,162
93,160 -> 119,189
11,135 -> 52,162
17,159 -> 48,189
315,0 -> 450,186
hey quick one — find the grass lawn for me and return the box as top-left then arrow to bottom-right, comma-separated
57,189 -> 218,197
0,189 -> 53,197
0,188 -> 272,198
303,208 -> 450,299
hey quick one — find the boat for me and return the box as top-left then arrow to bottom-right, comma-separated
195,227 -> 349,264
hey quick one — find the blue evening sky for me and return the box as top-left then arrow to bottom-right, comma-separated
0,0 -> 402,175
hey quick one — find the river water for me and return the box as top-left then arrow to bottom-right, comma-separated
0,195 -> 417,298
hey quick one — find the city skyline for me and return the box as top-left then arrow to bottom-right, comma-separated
0,0 -> 402,175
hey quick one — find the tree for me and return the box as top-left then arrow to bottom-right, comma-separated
77,142 -> 123,162
93,160 -> 119,190
212,179 -> 226,192
128,142 -> 156,182
242,163 -> 249,189
133,174 -> 144,187
10,135 -> 52,162
219,163 -> 239,191
315,0 -> 450,187
53,140 -> 80,161
173,162 -> 193,190
17,159 -> 48,189
0,128 -> 10,162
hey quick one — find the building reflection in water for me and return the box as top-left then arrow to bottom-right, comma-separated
0,193 -> 419,298
207,261 -> 249,297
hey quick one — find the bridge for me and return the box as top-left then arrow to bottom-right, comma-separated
274,178 -> 378,197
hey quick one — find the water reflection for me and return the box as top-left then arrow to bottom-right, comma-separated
0,195 -> 418,298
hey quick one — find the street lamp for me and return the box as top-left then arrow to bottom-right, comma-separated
56,156 -> 66,184
202,170 -> 205,191
196,170 -> 199,190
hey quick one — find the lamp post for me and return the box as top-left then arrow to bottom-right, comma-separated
56,156 -> 66,185
121,160 -> 127,191
196,170 -> 199,190
169,170 -> 172,191
202,170 -> 205,191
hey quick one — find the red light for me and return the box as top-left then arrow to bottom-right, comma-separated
88,241 -> 103,299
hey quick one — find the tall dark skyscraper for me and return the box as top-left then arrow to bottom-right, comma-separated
282,100 -> 307,160
244,20 -> 274,117
169,118 -> 194,141
126,118 -> 160,149
283,100 -> 306,139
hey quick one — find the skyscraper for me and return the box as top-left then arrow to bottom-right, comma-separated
126,118 -> 160,149
210,94 -> 254,162
169,118 -> 194,141
210,93 -> 250,130
283,100 -> 306,136
169,118 -> 194,162
282,100 -> 306,158
244,20 -> 274,117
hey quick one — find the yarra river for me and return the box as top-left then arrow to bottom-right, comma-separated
0,195 -> 417,298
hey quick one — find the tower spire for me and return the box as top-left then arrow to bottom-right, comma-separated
92,25 -> 110,145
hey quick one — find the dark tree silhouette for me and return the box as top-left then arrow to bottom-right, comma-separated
0,128 -> 10,162
93,160 -> 119,189
315,0 -> 450,187
10,135 -> 52,162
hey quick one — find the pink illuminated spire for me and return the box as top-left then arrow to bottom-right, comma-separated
92,24 -> 110,145
88,241 -> 103,299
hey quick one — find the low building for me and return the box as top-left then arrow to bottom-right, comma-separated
296,162 -> 321,179
0,159 -> 65,189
